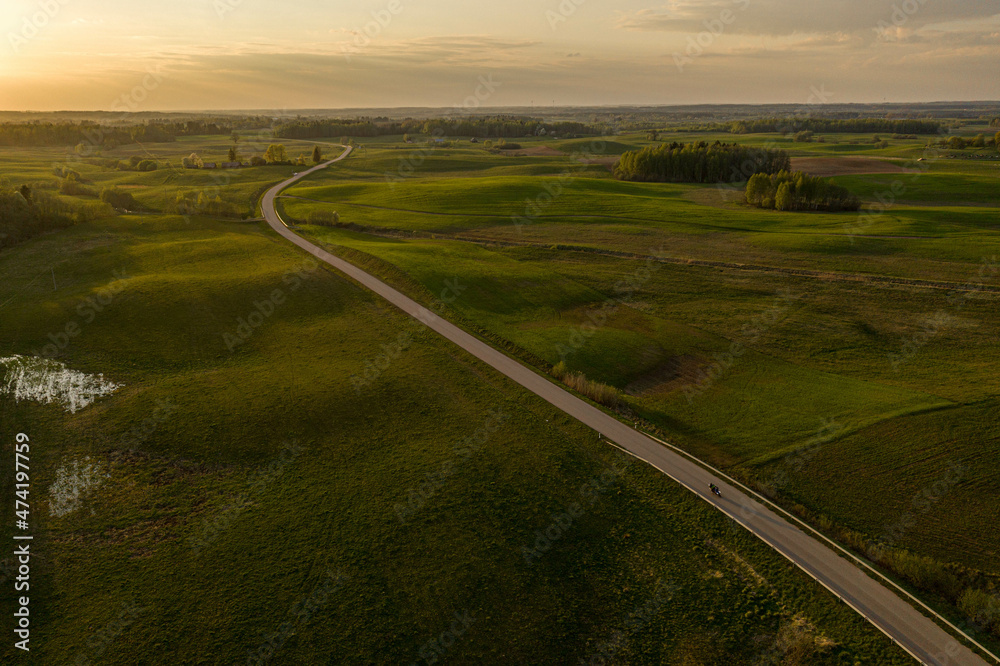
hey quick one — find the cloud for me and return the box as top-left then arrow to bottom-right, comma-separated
617,0 -> 1000,37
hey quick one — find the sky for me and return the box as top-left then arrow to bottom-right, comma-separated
0,0 -> 998,111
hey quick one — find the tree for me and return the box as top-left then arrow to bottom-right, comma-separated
264,144 -> 288,163
18,185 -> 31,204
312,145 -> 322,163
295,154 -> 307,166
250,156 -> 267,167
745,173 -> 770,206
774,182 -> 794,211
995,131 -> 1000,148
947,136 -> 966,150
228,146 -> 238,162
971,134 -> 985,148
647,129 -> 659,141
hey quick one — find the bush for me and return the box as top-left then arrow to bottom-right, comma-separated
551,362 -> 624,408
249,156 -> 267,167
59,173 -> 96,197
958,588 -> 1000,636
308,210 -> 340,226
793,130 -> 813,142
100,187 -> 138,211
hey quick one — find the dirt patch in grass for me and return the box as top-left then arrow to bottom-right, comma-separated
624,354 -> 705,396
790,157 -> 918,177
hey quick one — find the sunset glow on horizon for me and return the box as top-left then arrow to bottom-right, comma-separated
1,0 -> 998,111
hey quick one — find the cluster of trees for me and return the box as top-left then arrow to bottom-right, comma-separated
937,134 -> 998,150
275,116 -> 600,140
175,191 -> 240,218
0,116 -> 275,148
99,187 -> 139,212
745,171 -> 860,212
724,118 -> 942,135
990,118 -> 1000,128
614,141 -> 790,183
0,182 -> 109,251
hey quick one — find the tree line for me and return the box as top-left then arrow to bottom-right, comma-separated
745,171 -> 860,212
614,141 -> 790,183
0,116 -> 274,147
723,117 -> 942,135
275,116 -> 600,140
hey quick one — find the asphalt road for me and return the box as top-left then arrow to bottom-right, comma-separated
262,146 -> 990,666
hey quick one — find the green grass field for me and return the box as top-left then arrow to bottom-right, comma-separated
0,143 -> 916,663
271,130 -> 999,645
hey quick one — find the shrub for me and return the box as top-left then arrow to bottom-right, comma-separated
100,187 -> 138,211
308,210 -> 340,226
958,588 -> 1000,636
551,362 -> 624,408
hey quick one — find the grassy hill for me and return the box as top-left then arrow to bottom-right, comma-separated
0,143 -> 912,663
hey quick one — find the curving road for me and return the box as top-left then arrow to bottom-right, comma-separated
263,146 -> 991,666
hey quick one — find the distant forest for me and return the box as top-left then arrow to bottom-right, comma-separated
614,141 -> 790,183
274,116 -> 601,139
721,117 -> 942,135
0,117 -> 274,147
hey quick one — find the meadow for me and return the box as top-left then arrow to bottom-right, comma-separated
0,140 -> 917,663
273,128 -> 999,646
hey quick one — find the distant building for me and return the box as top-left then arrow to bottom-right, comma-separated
202,162 -> 217,169
470,137 -> 478,143
221,162 -> 241,169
